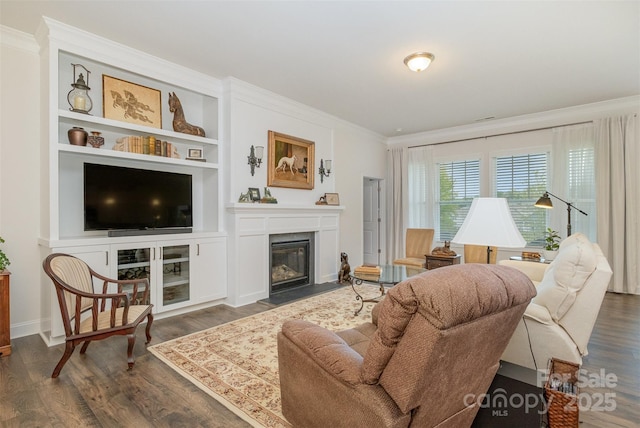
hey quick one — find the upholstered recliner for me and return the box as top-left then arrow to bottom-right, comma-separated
277,264 -> 536,427
392,228 -> 434,268
499,233 -> 612,370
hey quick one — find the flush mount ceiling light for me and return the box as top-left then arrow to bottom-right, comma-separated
403,52 -> 435,72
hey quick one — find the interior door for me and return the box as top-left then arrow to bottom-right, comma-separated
363,178 -> 381,265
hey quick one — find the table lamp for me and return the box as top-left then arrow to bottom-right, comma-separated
452,197 -> 526,263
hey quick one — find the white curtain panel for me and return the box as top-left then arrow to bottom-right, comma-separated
595,114 -> 640,294
386,146 -> 406,263
551,123 -> 597,241
407,145 -> 436,229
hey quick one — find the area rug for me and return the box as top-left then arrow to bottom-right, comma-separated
149,283 -> 381,428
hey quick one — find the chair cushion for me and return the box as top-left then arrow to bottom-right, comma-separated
78,305 -> 151,333
392,257 -> 425,268
532,235 -> 597,321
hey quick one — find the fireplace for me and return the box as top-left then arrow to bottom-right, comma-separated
269,232 -> 315,294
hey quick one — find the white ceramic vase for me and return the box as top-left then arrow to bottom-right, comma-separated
543,250 -> 558,261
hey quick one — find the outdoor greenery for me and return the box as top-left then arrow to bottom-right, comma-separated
0,236 -> 10,271
438,154 -> 548,246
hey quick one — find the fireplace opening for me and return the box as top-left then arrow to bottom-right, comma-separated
269,232 -> 315,295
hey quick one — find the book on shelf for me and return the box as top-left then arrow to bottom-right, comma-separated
113,135 -> 178,158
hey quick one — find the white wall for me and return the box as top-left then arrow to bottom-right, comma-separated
0,27 -> 42,337
222,78 -> 387,297
333,123 -> 386,267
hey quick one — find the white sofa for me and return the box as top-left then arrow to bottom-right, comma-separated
498,233 -> 612,371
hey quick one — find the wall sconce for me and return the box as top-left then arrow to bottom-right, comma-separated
247,145 -> 264,176
319,159 -> 332,183
67,64 -> 93,114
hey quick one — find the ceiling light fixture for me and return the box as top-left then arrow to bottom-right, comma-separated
403,52 -> 435,72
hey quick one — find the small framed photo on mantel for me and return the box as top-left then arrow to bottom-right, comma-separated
325,193 -> 340,206
248,187 -> 261,202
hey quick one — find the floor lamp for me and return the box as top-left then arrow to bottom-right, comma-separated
534,191 -> 588,238
452,198 -> 526,264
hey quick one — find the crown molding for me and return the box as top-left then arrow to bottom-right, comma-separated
36,17 -> 222,97
388,95 -> 640,147
223,77 -> 384,142
0,25 -> 38,53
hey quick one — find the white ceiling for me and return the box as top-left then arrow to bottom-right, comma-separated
1,1 -> 639,137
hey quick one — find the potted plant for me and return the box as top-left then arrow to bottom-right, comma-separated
0,237 -> 10,272
542,228 -> 561,261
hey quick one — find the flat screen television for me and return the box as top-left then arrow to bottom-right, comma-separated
84,163 -> 192,231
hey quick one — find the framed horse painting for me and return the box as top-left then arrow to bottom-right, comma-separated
102,75 -> 162,128
267,131 -> 315,190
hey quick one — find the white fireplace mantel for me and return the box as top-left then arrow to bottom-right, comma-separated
225,203 -> 344,306
226,203 -> 345,215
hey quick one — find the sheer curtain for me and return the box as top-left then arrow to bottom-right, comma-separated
407,146 -> 435,228
595,114 -> 639,294
551,123 -> 597,241
386,146 -> 406,263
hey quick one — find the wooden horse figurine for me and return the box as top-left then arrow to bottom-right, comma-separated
168,92 -> 206,137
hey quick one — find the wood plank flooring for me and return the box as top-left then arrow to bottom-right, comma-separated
1,292 -> 638,427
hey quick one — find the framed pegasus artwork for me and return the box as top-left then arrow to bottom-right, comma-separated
267,130 -> 315,190
102,75 -> 162,128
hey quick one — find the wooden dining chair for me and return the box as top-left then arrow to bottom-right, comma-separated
43,253 -> 154,378
464,244 -> 498,264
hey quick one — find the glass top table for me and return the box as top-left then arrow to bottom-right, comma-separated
351,264 -> 426,315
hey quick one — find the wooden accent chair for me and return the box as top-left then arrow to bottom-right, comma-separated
392,228 -> 434,268
43,253 -> 154,378
277,264 -> 536,427
464,244 -> 498,264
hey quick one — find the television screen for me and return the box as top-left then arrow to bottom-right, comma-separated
84,163 -> 192,231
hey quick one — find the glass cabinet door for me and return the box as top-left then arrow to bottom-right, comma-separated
116,247 -> 151,305
161,245 -> 190,307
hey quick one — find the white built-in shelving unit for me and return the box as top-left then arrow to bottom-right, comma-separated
36,17 -> 228,345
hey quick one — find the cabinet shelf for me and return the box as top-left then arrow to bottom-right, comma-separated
163,275 -> 190,288
163,257 -> 189,264
58,109 -> 219,146
118,261 -> 150,270
58,143 -> 219,169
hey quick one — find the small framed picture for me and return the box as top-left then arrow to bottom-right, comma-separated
248,187 -> 261,201
325,193 -> 340,205
188,148 -> 203,159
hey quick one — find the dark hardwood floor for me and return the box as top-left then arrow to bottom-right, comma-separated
1,292 -> 638,427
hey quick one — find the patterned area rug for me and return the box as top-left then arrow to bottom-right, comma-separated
149,283 -> 381,427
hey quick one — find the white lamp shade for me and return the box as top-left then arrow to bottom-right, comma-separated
255,145 -> 264,159
451,198 -> 526,248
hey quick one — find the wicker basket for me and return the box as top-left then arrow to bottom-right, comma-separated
544,358 -> 579,428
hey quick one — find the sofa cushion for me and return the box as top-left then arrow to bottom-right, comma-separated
532,234 -> 597,321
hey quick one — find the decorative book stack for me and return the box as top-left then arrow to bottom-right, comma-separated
113,135 -> 179,158
354,264 -> 382,276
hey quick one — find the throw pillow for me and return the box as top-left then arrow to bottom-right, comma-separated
532,237 -> 597,321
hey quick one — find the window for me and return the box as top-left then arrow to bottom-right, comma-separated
494,153 -> 547,246
567,147 -> 596,239
437,160 -> 480,241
